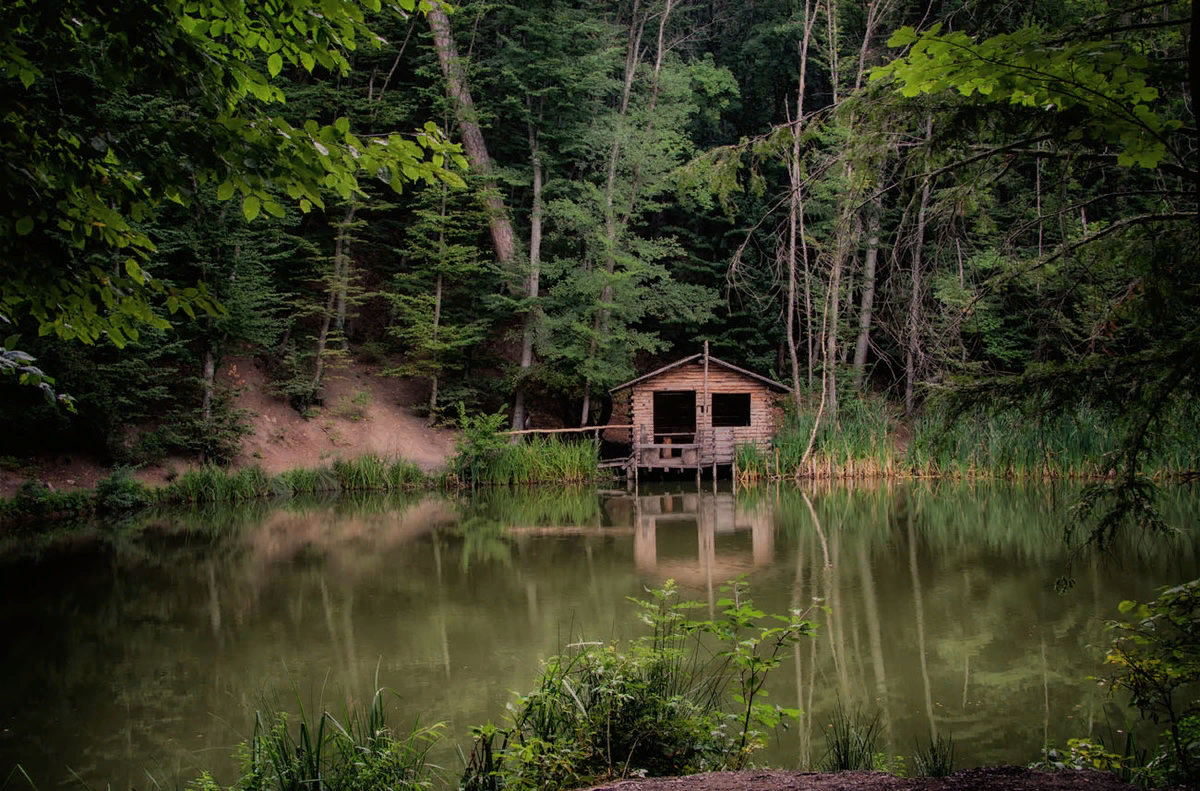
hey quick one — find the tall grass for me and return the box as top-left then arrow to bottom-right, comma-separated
819,705 -> 882,771
912,734 -> 956,777
158,456 -> 429,505
469,437 -> 599,486
908,400 -> 1200,480
735,391 -> 1199,485
207,688 -> 441,791
739,393 -> 897,482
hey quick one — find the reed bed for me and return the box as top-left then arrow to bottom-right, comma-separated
735,395 -> 898,484
908,403 -> 1200,481
732,397 -> 1198,486
158,455 -> 429,505
467,436 -> 600,486
233,687 -> 442,791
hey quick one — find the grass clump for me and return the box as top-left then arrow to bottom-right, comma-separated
908,399 -> 1200,480
745,393 -> 897,483
189,687 -> 441,791
819,705 -> 882,772
452,405 -> 599,486
164,465 -> 272,504
461,580 -> 814,791
912,734 -> 955,777
158,455 -> 428,505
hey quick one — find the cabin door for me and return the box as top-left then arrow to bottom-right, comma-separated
652,390 -> 696,446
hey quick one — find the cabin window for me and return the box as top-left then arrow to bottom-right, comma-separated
711,393 -> 751,427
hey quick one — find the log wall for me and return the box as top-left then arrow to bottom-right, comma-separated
625,362 -> 782,467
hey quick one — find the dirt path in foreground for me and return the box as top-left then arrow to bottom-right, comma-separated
578,768 -> 1143,791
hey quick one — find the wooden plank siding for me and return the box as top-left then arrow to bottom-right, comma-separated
610,359 -> 786,469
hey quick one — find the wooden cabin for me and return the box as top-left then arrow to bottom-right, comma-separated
609,350 -> 789,473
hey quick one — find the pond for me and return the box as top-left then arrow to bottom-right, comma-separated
1,482 -> 1197,789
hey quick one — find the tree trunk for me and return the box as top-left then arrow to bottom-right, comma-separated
427,4 -> 516,267
200,346 -> 215,424
511,122 -> 543,433
852,210 -> 879,387
333,201 -> 356,350
825,244 -> 841,424
792,0 -> 818,396
311,270 -> 338,396
905,115 -> 934,417
430,272 -> 442,417
787,184 -> 802,409
581,0 -> 646,422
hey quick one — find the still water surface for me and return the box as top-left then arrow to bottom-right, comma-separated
1,482 -> 1197,788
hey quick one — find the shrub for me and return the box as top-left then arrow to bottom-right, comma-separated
461,580 -> 814,791
94,466 -> 151,514
1104,578 -> 1200,787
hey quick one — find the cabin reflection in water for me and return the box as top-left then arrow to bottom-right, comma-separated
606,491 -> 773,604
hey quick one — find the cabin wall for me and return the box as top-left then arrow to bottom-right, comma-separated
627,363 -> 780,466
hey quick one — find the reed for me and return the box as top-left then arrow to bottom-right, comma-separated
234,688 -> 442,791
912,734 -> 956,777
750,393 -> 896,481
332,454 -> 390,491
819,705 -> 882,772
471,437 -> 599,486
275,465 -> 340,494
907,402 -> 1200,480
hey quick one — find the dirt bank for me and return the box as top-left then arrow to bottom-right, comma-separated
0,358 -> 459,497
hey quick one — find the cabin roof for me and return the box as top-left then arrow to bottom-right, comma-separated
609,353 -> 791,394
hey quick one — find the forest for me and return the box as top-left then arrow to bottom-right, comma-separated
0,0 -> 1195,480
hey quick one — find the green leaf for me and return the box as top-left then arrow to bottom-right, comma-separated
217,180 -> 235,201
334,116 -> 350,135
242,195 -> 261,221
267,53 -> 283,77
15,216 -> 34,235
124,260 -> 145,285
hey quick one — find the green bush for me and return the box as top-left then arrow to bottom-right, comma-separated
1,479 -> 91,521
461,580 -> 814,791
1105,579 -> 1200,787
94,466 -> 151,514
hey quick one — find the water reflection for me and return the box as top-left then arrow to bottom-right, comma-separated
0,483 -> 1196,789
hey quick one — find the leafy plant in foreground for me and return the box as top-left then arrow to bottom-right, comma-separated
190,687 -> 441,791
1104,578 -> 1200,787
461,580 -> 814,791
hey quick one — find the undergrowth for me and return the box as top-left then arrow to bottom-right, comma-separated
461,579 -> 814,791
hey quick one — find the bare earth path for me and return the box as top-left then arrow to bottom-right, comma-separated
579,768 -> 1141,791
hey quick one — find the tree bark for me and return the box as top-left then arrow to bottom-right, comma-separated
333,201 -> 356,349
852,210 -> 879,387
430,271 -> 442,417
427,3 -> 516,267
511,121 -> 543,434
200,346 -> 215,424
905,114 -> 934,417
789,0 -> 818,400
581,0 -> 647,423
